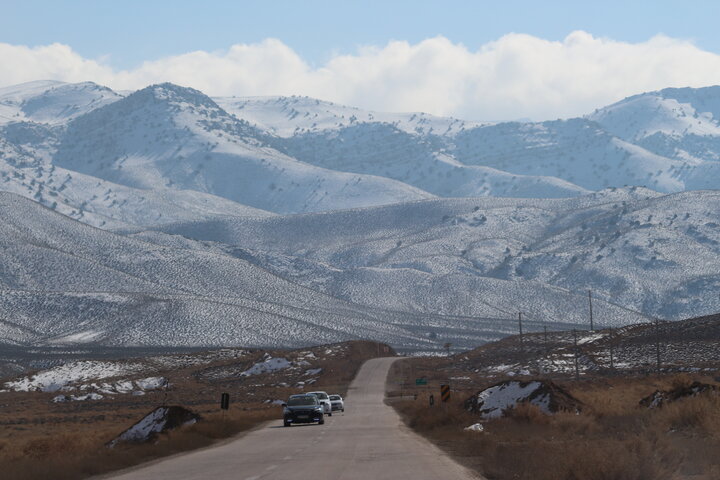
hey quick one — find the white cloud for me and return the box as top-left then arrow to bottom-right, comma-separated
2,32 -> 720,120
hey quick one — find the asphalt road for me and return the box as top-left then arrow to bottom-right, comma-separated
106,357 -> 479,479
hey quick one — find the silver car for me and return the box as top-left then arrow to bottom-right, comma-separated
308,391 -> 333,416
329,394 -> 344,412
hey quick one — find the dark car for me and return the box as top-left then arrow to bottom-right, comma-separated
283,394 -> 324,426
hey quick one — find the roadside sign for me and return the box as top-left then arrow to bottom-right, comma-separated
415,377 -> 427,385
440,384 -> 450,402
220,392 -> 230,410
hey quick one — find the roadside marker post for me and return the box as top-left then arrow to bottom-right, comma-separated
220,392 -> 230,424
572,330 -> 580,381
429,394 -> 434,407
440,384 -> 450,402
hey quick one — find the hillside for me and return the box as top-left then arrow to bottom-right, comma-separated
147,187 -> 720,323
53,83 -> 433,214
215,95 -> 479,137
1,191 -> 548,351
0,192 -> 432,349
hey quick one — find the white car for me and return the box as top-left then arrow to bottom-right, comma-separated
308,391 -> 333,416
329,394 -> 344,412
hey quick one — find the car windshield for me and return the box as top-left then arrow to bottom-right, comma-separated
287,396 -> 317,406
329,395 -> 340,400
312,392 -> 329,399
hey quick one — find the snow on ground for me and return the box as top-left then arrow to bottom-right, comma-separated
52,392 -> 104,402
240,357 -> 291,376
472,381 -> 548,419
107,405 -> 200,447
577,332 -> 608,345
116,407 -> 169,444
1,359 -> 172,399
3,361 -> 145,392
135,377 -> 168,390
464,423 -> 484,432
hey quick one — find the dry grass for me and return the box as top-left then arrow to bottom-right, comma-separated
1,403 -> 277,480
0,340 -> 390,480
393,372 -> 720,480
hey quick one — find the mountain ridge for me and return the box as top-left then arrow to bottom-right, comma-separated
2,80 -> 720,350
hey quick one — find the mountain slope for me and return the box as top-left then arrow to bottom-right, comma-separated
4,191 -> 544,351
215,95 -> 479,137
271,122 -> 588,198
587,86 -> 720,190
148,187 -> 720,323
53,83 -> 433,214
0,80 -> 122,125
5,80 -> 720,221
0,129 -> 272,228
451,118 -> 690,193
0,192 -> 444,349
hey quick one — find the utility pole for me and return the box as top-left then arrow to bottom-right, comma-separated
518,312 -> 524,353
655,318 -> 661,373
609,330 -> 615,372
518,312 -> 523,336
588,290 -> 594,331
572,329 -> 580,381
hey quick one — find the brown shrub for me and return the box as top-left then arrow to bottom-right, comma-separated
391,373 -> 720,480
505,402 -> 550,424
552,411 -> 598,435
655,393 -> 720,434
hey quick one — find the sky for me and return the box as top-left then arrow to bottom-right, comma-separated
3,0 -> 720,120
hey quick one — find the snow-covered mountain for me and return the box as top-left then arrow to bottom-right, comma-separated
0,192 -> 439,349
2,79 -> 720,351
215,95 -> 479,138
270,122 -> 587,198
53,83 -> 432,215
4,79 -> 720,222
149,186 -> 720,323
587,86 -> 720,191
0,80 -> 122,126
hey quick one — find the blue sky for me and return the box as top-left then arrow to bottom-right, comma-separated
5,0 -> 720,69
3,0 -> 720,120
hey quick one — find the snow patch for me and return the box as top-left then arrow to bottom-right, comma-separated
240,358 -> 291,376
52,392 -> 104,402
466,380 -> 582,419
3,361 -> 145,392
135,377 -> 168,390
108,406 -> 200,447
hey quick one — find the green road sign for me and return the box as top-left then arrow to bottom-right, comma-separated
415,377 -> 427,385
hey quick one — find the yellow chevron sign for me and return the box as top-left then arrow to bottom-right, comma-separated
440,384 -> 450,402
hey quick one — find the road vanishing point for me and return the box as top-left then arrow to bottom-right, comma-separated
104,357 -> 479,479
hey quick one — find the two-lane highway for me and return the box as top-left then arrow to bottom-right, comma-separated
105,357 -> 479,479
